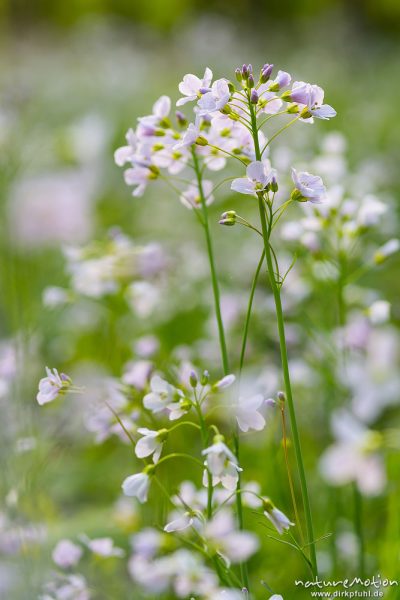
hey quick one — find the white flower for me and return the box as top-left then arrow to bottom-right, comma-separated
231,160 -> 277,197
291,168 -> 325,203
202,439 -> 241,491
289,81 -> 336,120
164,511 -> 195,533
86,537 -> 124,557
374,238 -> 400,264
114,128 -> 137,166
174,123 -> 201,149
37,367 -> 72,406
143,375 -> 188,420
367,300 -> 390,325
177,68 -> 213,106
263,500 -> 294,534
319,410 -> 386,496
52,539 -> 82,568
135,428 -> 167,463
197,79 -> 231,115
122,471 -> 151,503
214,374 -> 236,390
204,510 -> 259,564
180,180 -> 214,210
235,394 -> 266,433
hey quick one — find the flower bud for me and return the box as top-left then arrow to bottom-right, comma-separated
195,136 -> 208,146
260,63 -> 273,83
241,64 -> 249,79
250,89 -> 259,104
235,68 -> 242,82
262,497 -> 274,513
373,239 -> 400,264
189,370 -> 198,388
270,174 -> 278,193
286,103 -> 299,114
280,90 -> 292,102
247,74 -> 255,89
200,370 -> 210,386
277,391 -> 286,402
219,210 -> 237,227
175,111 -> 187,127
157,428 -> 169,442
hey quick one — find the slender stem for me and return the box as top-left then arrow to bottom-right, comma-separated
260,115 -> 301,156
192,149 -> 229,375
353,483 -> 366,578
156,453 -> 204,468
280,401 -> 305,545
193,399 -> 213,519
248,97 -> 318,577
207,144 -> 248,166
233,430 -> 249,590
239,249 -> 265,374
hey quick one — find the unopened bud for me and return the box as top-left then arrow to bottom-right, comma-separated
200,370 -> 210,386
270,175 -> 278,193
260,63 -> 274,83
189,370 -> 198,388
374,239 -> 400,264
277,391 -> 286,404
195,136 -> 208,146
250,89 -> 259,104
219,210 -> 237,226
175,111 -> 187,127
287,103 -> 300,114
247,74 -> 255,89
280,90 -> 292,102
235,68 -> 242,82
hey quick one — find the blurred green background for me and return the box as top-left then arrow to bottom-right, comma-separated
0,0 -> 399,598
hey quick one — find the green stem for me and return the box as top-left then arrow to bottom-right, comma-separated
248,98 -> 318,577
192,149 -> 229,375
233,430 -> 249,590
239,249 -> 265,374
353,483 -> 366,578
193,399 -> 213,519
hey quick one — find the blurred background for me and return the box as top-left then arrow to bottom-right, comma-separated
0,0 -> 399,598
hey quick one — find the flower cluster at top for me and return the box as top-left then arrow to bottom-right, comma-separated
115,62 -> 336,206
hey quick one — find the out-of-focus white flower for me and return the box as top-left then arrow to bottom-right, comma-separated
319,410 -> 386,496
235,394 -> 266,433
204,510 -> 259,564
367,300 -> 390,325
135,428 -> 168,463
42,287 -> 71,308
122,360 -> 153,390
41,574 -> 91,600
114,128 -> 137,166
213,374 -> 236,390
85,537 -> 124,558
122,470 -> 152,503
291,168 -> 325,203
127,281 -> 160,317
36,367 -> 72,406
164,511 -> 196,533
8,171 -> 94,248
374,239 -> 400,264
180,180 -> 214,209
263,499 -> 294,534
202,438 -> 241,491
130,528 -> 164,559
357,195 -> 387,228
52,539 -> 82,568
134,335 -> 160,358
